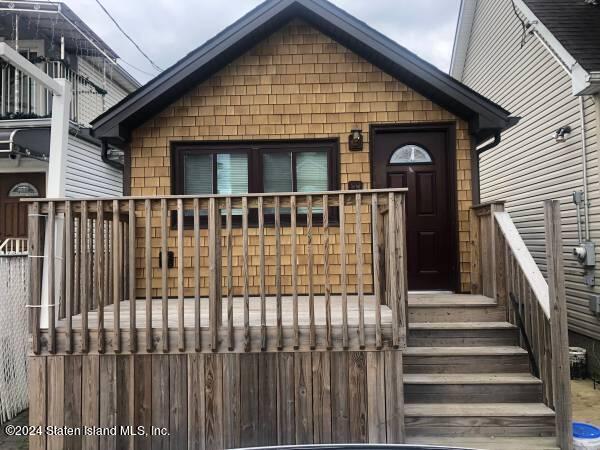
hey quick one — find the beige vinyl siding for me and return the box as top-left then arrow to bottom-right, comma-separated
461,0 -> 600,339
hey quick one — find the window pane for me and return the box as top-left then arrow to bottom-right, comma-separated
297,151 -> 328,192
217,153 -> 248,194
297,151 -> 328,213
389,145 -> 432,164
263,152 -> 292,193
184,153 -> 212,194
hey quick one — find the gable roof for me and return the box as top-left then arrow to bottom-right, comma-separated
523,0 -> 600,73
91,0 -> 512,145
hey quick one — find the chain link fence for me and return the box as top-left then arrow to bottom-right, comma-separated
0,256 -> 29,424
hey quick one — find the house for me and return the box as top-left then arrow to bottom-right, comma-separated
451,0 -> 600,376
0,0 -> 139,251
23,0 -> 574,449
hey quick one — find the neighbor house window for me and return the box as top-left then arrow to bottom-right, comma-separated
172,140 -> 339,226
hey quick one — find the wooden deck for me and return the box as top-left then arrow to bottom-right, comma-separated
41,295 -> 397,354
59,295 -> 391,329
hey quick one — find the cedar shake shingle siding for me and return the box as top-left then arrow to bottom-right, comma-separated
129,20 -> 474,297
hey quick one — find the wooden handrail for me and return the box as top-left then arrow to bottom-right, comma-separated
494,212 -> 550,318
28,189 -> 408,355
474,201 -> 572,450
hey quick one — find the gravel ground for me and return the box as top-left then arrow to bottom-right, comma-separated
0,410 -> 28,450
572,378 -> 600,426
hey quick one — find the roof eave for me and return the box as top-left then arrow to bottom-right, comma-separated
92,0 -> 512,143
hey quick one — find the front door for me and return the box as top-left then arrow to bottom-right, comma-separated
372,125 -> 457,291
0,172 -> 45,241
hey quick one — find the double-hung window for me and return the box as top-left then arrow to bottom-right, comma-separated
172,140 -> 339,226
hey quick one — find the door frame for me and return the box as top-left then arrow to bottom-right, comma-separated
369,122 -> 460,292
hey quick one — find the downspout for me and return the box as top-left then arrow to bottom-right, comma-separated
101,139 -> 124,171
579,95 -> 590,241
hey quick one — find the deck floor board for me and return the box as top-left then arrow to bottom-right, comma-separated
57,295 -> 392,330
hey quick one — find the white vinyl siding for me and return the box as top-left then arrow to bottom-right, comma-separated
64,134 -> 122,198
461,0 -> 600,340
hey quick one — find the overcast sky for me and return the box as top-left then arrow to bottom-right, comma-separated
65,0 -> 461,85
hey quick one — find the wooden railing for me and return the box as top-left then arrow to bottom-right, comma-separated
471,200 -> 572,450
27,188 -> 408,355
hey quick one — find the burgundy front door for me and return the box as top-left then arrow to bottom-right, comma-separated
372,125 -> 457,291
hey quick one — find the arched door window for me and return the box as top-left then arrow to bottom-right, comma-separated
8,182 -> 39,197
389,144 -> 432,164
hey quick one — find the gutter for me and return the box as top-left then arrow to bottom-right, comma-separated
477,132 -> 501,155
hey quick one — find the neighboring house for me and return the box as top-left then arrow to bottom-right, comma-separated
451,0 -> 600,374
0,0 -> 139,250
22,1 -> 575,449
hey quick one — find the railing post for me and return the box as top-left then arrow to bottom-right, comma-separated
470,201 -> 505,298
489,202 -> 506,308
469,207 -> 482,294
543,200 -> 572,450
394,192 -> 408,348
28,202 -> 42,354
208,197 -> 222,351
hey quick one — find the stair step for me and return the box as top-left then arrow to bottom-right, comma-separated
405,402 -> 555,436
410,321 -> 517,329
407,436 -> 559,449
405,346 -> 527,356
404,346 -> 530,373
408,296 -> 506,322
408,294 -> 497,306
406,402 -> 554,416
404,373 -> 543,403
409,322 -> 519,346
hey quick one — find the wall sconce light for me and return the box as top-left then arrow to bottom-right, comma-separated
554,125 -> 571,143
349,128 -> 363,151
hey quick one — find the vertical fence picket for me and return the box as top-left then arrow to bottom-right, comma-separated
258,197 -> 266,351
112,200 -> 121,353
291,195 -> 299,349
161,199 -> 168,352
275,196 -> 283,350
194,198 -> 201,352
339,193 -> 348,348
96,201 -> 105,353
323,195 -> 331,349
128,200 -> 136,353
307,195 -> 315,349
144,199 -> 152,352
177,199 -> 185,352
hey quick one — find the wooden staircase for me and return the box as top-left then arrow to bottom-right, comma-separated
404,294 -> 559,450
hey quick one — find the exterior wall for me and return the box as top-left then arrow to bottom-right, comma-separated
64,134 -> 123,198
460,0 -> 600,340
129,21 -> 474,296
